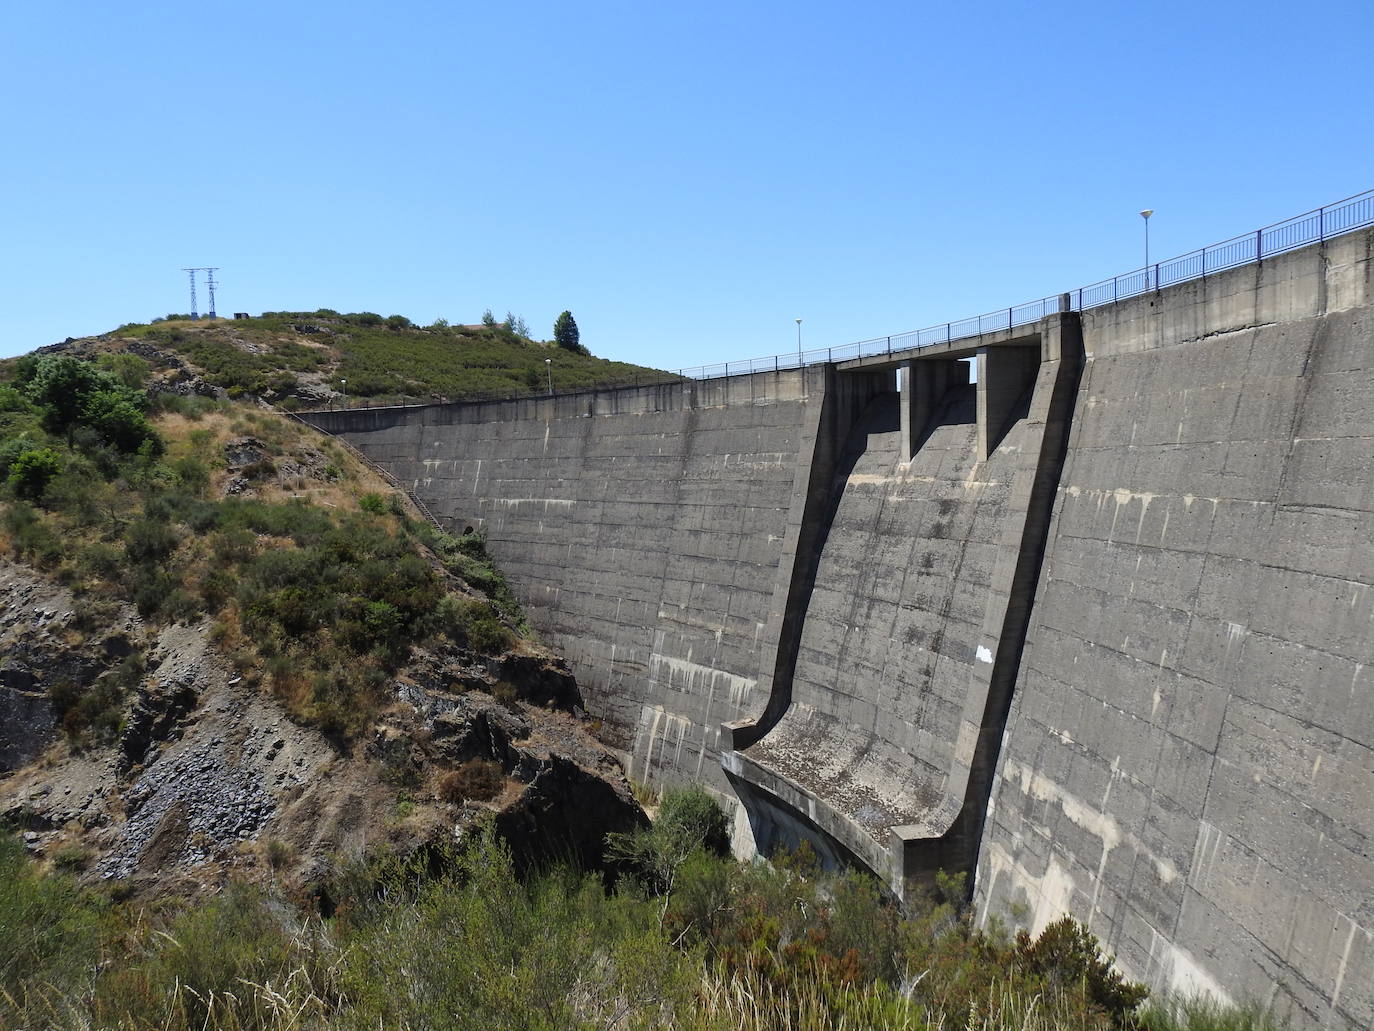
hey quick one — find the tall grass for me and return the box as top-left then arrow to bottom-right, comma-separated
0,824 -> 1287,1031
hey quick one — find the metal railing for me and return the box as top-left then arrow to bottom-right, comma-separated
673,188 -> 1374,380
297,188 -> 1374,411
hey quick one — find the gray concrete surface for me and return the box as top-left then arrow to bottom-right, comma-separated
977,230 -> 1374,1029
302,227 -> 1374,1029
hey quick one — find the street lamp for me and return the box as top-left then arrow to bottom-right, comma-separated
795,318 -> 803,364
544,358 -> 552,396
1140,209 -> 1153,289
339,378 -> 347,405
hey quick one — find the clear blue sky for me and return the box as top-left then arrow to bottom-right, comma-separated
3,1 -> 1371,370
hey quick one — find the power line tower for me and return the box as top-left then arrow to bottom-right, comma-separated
204,268 -> 219,318
183,268 -> 199,320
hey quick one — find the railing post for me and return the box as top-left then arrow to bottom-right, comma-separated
1256,229 -> 1263,262
1319,207 -> 1325,242
1008,307 -> 1012,329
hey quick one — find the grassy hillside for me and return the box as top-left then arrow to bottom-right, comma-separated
0,352 -> 523,738
103,310 -> 672,407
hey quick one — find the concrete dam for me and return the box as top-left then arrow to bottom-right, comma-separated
302,225 -> 1374,1028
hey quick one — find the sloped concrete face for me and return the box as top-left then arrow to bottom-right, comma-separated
741,386 -> 1018,873
977,230 -> 1374,1029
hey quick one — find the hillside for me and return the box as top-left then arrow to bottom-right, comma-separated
0,348 -> 647,901
84,309 -> 672,408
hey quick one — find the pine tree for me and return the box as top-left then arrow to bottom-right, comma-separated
553,310 -> 583,354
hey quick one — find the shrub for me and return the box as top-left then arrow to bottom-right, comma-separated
264,838 -> 295,871
0,835 -> 109,1007
1014,916 -> 1148,1026
51,844 -> 94,872
8,447 -> 62,500
50,652 -> 144,747
442,598 -> 512,655
437,759 -> 505,803
95,351 -> 151,388
124,518 -> 177,563
657,785 -> 731,858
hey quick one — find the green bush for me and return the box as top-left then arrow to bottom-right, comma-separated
22,355 -> 160,454
0,836 -> 110,1015
125,517 -> 178,563
439,597 -> 512,655
8,447 -> 62,500
1013,916 -> 1148,1026
658,785 -> 731,858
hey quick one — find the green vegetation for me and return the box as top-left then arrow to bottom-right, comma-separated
0,355 -> 522,740
554,309 -> 587,355
104,309 -> 668,406
0,791 -> 1282,1031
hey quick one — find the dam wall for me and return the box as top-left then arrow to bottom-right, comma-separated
303,367 -> 887,795
976,229 -> 1374,1027
301,226 -> 1374,1028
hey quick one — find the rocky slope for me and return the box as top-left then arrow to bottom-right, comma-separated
2,564 -> 646,900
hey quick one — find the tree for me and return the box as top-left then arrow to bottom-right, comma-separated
503,312 -> 530,338
554,310 -> 585,355
22,355 -> 159,454
23,355 -> 110,438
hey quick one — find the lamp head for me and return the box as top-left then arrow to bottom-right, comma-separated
1140,209 -> 1153,220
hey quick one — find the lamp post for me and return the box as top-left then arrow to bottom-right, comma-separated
339,378 -> 346,406
795,318 -> 803,365
1140,209 -> 1153,290
545,358 -> 552,396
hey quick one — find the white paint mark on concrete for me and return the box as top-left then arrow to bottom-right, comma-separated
976,645 -> 994,664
